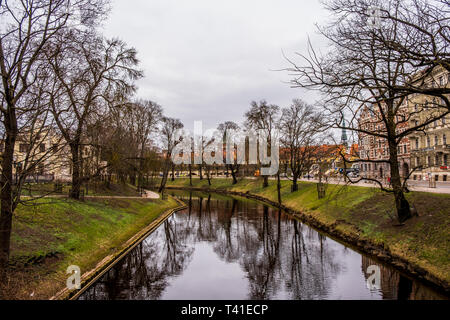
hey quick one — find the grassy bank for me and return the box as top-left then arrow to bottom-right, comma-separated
2,186 -> 178,300
21,181 -> 141,197
166,178 -> 450,289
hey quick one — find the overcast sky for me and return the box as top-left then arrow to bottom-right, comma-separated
102,0 -> 329,131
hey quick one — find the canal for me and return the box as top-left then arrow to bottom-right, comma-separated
79,191 -> 447,300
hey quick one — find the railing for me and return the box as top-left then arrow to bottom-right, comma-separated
24,173 -> 55,183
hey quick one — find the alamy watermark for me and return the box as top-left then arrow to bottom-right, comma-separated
366,265 -> 381,290
66,265 -> 81,290
171,121 -> 279,175
367,6 -> 381,29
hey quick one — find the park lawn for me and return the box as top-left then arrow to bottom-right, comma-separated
2,194 -> 178,300
21,181 -> 141,197
166,178 -> 450,286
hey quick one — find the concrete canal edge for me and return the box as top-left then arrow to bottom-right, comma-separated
166,186 -> 450,295
50,196 -> 187,300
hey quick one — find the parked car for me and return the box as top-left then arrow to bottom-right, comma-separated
347,172 -> 360,178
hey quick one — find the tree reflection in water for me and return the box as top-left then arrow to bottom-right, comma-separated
79,191 -> 447,300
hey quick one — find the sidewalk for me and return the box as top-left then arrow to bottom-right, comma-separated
297,177 -> 450,194
82,189 -> 161,199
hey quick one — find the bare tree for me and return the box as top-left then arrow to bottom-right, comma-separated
286,0 -> 450,222
245,100 -> 280,188
0,0 -> 108,275
217,121 -> 240,184
368,0 -> 450,103
279,99 -> 322,192
158,117 -> 183,193
46,28 -> 142,199
127,100 -> 162,190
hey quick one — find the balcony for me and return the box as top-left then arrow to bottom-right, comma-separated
434,144 -> 450,153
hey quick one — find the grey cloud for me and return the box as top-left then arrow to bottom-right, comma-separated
103,0 -> 328,130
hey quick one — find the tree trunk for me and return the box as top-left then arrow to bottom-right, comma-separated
263,175 -> 269,188
130,173 -> 136,186
189,164 -> 193,186
70,143 -> 81,199
199,164 -> 203,180
292,174 -> 298,192
277,172 -> 282,205
206,168 -> 211,185
158,160 -> 170,193
389,138 -> 411,223
0,116 -> 17,277
229,165 -> 238,184
171,164 -> 175,181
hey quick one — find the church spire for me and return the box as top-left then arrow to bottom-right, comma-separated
341,117 -> 348,147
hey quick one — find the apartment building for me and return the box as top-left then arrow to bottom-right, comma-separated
408,66 -> 450,182
0,126 -> 106,183
358,104 -> 411,180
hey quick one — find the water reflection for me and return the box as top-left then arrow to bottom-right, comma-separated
79,191 -> 447,300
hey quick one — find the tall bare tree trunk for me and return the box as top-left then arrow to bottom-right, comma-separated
206,167 -> 211,186
0,112 -> 17,277
228,165 -> 238,184
138,154 -> 144,191
199,164 -> 203,180
292,173 -> 298,192
277,172 -> 282,205
70,143 -> 81,199
389,139 -> 411,223
263,175 -> 269,188
158,160 -> 170,193
189,164 -> 193,186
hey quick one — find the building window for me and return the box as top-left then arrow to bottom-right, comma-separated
404,145 -> 407,154
415,139 -> 419,149
435,135 -> 439,146
427,136 -> 431,147
19,143 -> 30,153
416,157 -> 420,167
436,155 -> 440,166
444,134 -> 447,145
439,76 -> 444,86
39,143 -> 45,152
444,154 -> 448,166
427,155 -> 432,166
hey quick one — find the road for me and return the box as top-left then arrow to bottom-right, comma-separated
199,175 -> 450,194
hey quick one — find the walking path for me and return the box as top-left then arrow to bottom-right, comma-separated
22,189 -> 160,199
82,189 -> 160,199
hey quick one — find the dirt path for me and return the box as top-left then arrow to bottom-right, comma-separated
22,189 -> 160,200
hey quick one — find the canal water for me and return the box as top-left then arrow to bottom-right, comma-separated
79,191 -> 447,300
